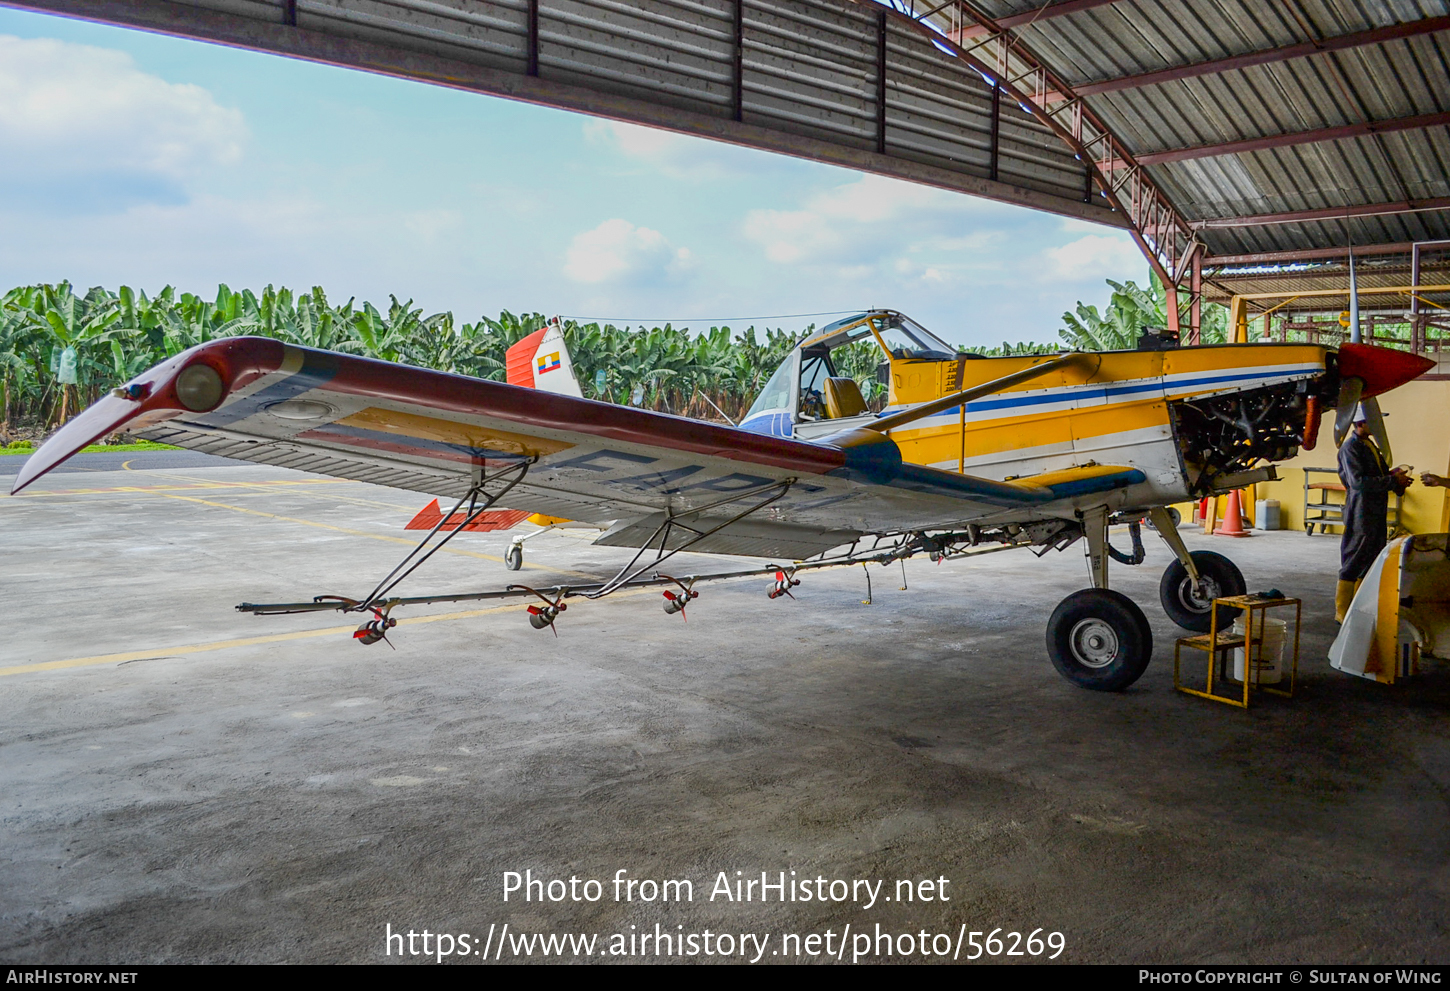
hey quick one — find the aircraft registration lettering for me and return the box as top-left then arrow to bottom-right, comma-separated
613,465 -> 705,492
550,449 -> 657,472
676,472 -> 779,493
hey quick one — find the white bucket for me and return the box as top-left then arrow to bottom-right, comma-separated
1231,616 -> 1286,684
1256,498 -> 1281,531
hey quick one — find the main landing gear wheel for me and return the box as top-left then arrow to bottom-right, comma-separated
504,544 -> 523,571
1158,550 -> 1245,632
1046,588 -> 1153,692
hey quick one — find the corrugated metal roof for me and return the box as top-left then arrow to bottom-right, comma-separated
11,0 -> 1449,300
964,0 -> 1450,290
1201,256 -> 1450,303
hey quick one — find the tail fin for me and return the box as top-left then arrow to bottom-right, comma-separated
504,319 -> 583,397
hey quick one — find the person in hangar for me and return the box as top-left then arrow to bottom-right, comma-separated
1336,406 -> 1414,622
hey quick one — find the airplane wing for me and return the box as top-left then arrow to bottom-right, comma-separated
11,338 -> 1147,559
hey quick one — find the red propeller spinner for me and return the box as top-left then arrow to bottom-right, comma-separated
1337,342 -> 1436,398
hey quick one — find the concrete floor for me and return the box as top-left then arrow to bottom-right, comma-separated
3,456 -> 1450,964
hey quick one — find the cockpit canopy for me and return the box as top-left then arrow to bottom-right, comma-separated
802,311 -> 956,361
741,310 -> 959,435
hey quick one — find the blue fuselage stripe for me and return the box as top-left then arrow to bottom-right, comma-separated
881,367 -> 1314,420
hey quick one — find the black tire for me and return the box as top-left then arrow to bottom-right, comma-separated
1046,588 -> 1153,692
1158,550 -> 1245,632
504,545 -> 523,571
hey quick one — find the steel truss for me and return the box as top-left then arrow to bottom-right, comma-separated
872,0 -> 1202,333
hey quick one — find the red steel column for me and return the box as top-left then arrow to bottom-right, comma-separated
1189,251 -> 1202,345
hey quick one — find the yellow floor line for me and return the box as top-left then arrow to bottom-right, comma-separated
145,490 -> 594,577
0,592 -> 653,678
122,465 -> 422,512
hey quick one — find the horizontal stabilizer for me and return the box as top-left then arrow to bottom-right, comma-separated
405,498 -> 531,532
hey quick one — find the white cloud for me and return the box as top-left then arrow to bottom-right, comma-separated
741,175 -> 996,269
806,174 -> 943,223
0,189 -> 500,315
403,209 -> 464,244
741,208 -> 834,263
0,34 -> 244,193
563,218 -> 695,285
582,119 -> 756,181
1059,216 -> 1119,234
584,119 -> 679,160
1041,233 -> 1143,281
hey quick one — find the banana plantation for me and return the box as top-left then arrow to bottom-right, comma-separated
0,282 -> 816,438
0,277 -> 1228,442
0,282 -> 1064,440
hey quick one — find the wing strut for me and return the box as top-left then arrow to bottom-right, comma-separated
864,351 -> 1096,434
355,458 -> 534,611
585,477 -> 797,598
818,351 -> 1097,460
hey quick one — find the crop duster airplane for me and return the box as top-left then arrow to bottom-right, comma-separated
11,311 -> 1433,691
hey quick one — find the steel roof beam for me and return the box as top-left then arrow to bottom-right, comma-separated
1193,197 -> 1450,229
1056,14 -> 1450,100
952,0 -> 1123,40
884,1 -> 1195,297
1134,111 -> 1450,166
1205,242 -> 1427,265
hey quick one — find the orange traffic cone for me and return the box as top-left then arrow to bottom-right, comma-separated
1213,489 -> 1252,537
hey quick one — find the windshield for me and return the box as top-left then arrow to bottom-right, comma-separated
873,313 -> 955,360
743,353 -> 795,421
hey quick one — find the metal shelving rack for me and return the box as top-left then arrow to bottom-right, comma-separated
1174,595 -> 1301,709
1303,466 -> 1402,537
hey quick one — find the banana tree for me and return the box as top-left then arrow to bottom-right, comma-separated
37,283 -> 123,423
1060,272 -> 1229,351
0,293 -> 41,437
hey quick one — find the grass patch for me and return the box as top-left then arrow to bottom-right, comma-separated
1,441 -> 181,456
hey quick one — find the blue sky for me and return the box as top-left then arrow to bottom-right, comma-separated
0,6 -> 1148,348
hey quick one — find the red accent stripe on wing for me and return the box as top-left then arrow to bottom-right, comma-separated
310,346 -> 845,475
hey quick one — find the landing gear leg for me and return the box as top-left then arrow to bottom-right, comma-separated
1083,505 -> 1109,589
1151,505 -> 1245,631
1149,505 -> 1199,586
505,522 -> 566,571
1048,506 -> 1152,691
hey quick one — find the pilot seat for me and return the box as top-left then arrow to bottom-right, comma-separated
824,377 -> 868,419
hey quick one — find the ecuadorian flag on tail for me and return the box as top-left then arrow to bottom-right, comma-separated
504,323 -> 582,397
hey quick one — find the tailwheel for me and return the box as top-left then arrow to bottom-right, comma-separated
1158,550 -> 1244,632
1046,588 -> 1153,692
505,544 -> 523,571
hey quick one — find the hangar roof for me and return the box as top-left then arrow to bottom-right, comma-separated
8,0 -> 1449,303
910,0 -> 1450,300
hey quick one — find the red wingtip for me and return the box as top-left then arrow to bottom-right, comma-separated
9,392 -> 148,494
1338,343 -> 1436,398
9,337 -> 284,495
